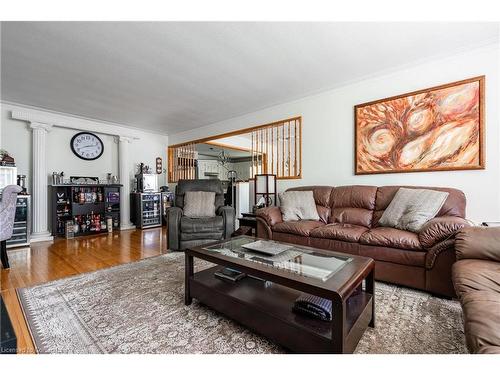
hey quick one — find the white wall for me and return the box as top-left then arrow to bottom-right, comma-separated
170,43 -> 500,222
0,102 -> 168,201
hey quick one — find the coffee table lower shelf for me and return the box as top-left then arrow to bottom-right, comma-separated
189,266 -> 373,353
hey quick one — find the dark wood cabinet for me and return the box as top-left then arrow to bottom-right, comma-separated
50,184 -> 122,237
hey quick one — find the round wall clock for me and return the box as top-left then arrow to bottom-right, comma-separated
70,132 -> 104,160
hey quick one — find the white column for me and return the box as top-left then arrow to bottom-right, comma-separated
118,136 -> 135,230
30,122 -> 54,242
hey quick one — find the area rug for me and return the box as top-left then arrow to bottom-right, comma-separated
17,253 -> 467,354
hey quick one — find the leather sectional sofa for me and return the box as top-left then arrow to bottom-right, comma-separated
453,227 -> 500,354
256,185 -> 470,297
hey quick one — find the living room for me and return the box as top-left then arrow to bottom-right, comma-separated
1,0 -> 500,373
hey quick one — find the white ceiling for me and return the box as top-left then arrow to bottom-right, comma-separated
1,22 -> 498,135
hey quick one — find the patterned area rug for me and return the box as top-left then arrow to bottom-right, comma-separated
17,253 -> 467,354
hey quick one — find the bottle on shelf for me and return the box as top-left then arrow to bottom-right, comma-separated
95,213 -> 101,231
79,188 -> 85,204
74,216 -> 80,234
89,211 -> 95,231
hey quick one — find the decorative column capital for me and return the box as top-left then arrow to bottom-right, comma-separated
118,135 -> 134,143
29,122 -> 53,132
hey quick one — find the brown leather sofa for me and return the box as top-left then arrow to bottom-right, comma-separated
256,185 -> 470,297
453,227 -> 500,354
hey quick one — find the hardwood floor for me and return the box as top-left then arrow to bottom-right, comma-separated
0,227 -> 168,354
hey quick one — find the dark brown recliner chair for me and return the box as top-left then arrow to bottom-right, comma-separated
166,179 -> 235,251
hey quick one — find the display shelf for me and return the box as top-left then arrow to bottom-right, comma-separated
51,184 -> 122,238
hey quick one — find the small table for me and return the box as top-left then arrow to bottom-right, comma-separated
235,212 -> 257,236
185,236 -> 375,353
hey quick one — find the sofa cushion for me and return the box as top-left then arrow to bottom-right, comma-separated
456,226 -> 500,263
373,185 -> 466,226
452,259 -> 500,297
378,188 -> 449,232
287,186 -> 333,207
329,185 -> 377,227
180,231 -> 223,241
175,179 -> 225,210
358,245 -> 426,267
461,290 -> 500,353
310,223 -> 369,243
279,191 -> 320,222
273,220 -> 324,237
183,191 -> 216,218
359,227 -> 423,250
316,205 -> 331,224
181,216 -> 224,233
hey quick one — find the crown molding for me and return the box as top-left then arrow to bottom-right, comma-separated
2,100 -> 170,138
10,107 -> 141,140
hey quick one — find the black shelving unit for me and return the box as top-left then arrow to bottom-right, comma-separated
50,184 -> 122,237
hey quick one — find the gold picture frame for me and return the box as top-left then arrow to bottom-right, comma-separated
354,76 -> 485,175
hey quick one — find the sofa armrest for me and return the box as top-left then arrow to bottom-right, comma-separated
166,207 -> 183,251
256,206 -> 283,227
419,216 -> 470,248
455,226 -> 500,262
425,238 -> 456,269
217,206 -> 235,239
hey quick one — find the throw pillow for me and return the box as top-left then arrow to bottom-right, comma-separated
378,188 -> 449,233
279,191 -> 320,222
183,191 -> 216,218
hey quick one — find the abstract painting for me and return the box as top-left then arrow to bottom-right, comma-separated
355,76 -> 484,174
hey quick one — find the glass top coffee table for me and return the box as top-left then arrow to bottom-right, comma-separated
184,236 -> 375,353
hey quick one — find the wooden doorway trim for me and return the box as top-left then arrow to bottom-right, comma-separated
169,116 -> 302,148
203,141 -> 252,153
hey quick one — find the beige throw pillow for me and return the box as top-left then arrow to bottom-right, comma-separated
279,191 -> 320,222
183,191 -> 216,218
378,188 -> 449,233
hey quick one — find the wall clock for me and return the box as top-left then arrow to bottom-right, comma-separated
70,132 -> 104,160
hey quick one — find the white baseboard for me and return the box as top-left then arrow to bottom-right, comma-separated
120,224 -> 136,231
30,232 -> 54,243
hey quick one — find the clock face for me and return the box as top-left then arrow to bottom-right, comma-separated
70,132 -> 104,160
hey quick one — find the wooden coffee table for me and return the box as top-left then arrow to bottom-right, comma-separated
185,236 -> 375,353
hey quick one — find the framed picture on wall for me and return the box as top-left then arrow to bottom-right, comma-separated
354,76 -> 485,175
